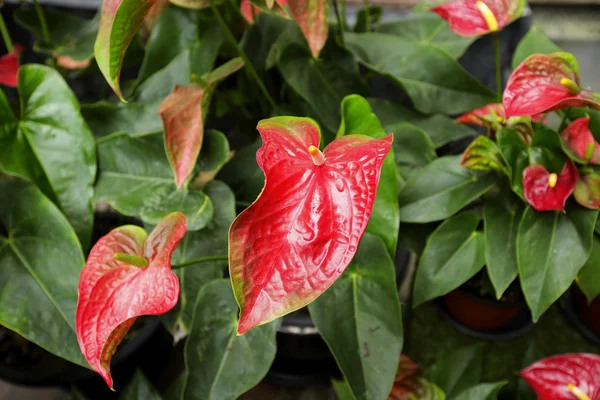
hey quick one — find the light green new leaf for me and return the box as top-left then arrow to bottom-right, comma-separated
309,234 -> 403,400
413,212 -> 486,307
337,95 -> 399,257
95,131 -> 213,231
0,65 -> 96,246
399,155 -> 497,223
0,180 -> 86,367
451,382 -> 507,400
577,235 -> 600,303
345,32 -> 495,115
517,206 -> 598,321
182,280 -> 279,400
512,27 -> 561,69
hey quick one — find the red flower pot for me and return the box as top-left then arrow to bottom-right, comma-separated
573,289 -> 600,337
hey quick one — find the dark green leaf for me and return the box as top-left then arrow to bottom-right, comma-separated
484,194 -> 523,299
529,126 -> 565,173
0,65 -> 96,246
0,180 -> 86,366
376,11 -> 475,58
512,27 -> 561,69
120,370 -> 161,400
398,222 -> 440,256
95,132 -> 213,231
399,155 -> 496,223
497,128 -> 528,198
182,280 -> 279,400
517,205 -> 598,321
242,12 -> 294,70
346,32 -> 495,115
332,379 -> 357,400
338,95 -> 399,256
309,234 -> 403,400
81,101 -> 162,139
135,49 -> 193,103
392,123 -> 437,182
354,6 -> 382,33
517,341 -> 544,400
216,139 -> 264,204
368,98 -> 475,148
577,235 -> 600,302
451,382 -> 507,400
424,343 -> 485,397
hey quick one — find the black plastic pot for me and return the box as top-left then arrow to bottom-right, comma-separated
264,242 -> 411,387
562,287 -> 600,347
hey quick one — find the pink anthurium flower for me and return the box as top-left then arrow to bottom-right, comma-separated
0,45 -> 23,87
561,117 -> 600,164
503,52 -> 600,118
522,159 -> 578,211
521,353 -> 600,400
431,0 -> 525,37
229,117 -> 392,334
76,212 -> 186,389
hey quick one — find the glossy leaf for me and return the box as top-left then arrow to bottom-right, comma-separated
377,11 -> 474,58
0,180 -> 86,366
512,27 -> 561,69
484,195 -> 523,299
424,343 -> 485,397
561,117 -> 600,164
497,128 -> 529,197
431,0 -> 525,37
460,135 -> 507,173
399,155 -> 496,223
216,139 -> 265,204
577,236 -> 600,303
346,32 -> 495,115
0,45 -> 22,87
413,212 -> 486,307
95,131 -> 213,231
182,280 -> 278,400
76,212 -> 186,388
82,101 -> 163,139
517,205 -> 598,321
287,0 -> 328,58
522,160 -> 578,211
121,370 -> 162,400
338,95 -> 400,256
0,64 -> 96,246
520,353 -> 600,400
332,379 -> 357,400
229,117 -> 392,334
95,0 -> 161,99
574,169 -> 600,209
452,382 -> 507,400
503,52 -> 600,117
392,123 -> 437,182
309,234 -> 403,400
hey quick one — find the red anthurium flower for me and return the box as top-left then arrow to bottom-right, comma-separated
561,117 -> 600,164
522,159 -> 578,211
0,45 -> 24,87
457,103 -> 506,127
229,117 -> 392,334
574,169 -> 600,209
76,212 -> 186,388
431,0 -> 525,37
503,52 -> 600,118
521,353 -> 600,400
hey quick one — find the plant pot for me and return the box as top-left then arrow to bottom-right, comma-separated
264,243 -> 411,387
562,287 -> 600,347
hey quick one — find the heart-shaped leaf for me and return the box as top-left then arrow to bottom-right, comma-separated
561,117 -> 600,164
520,353 -> 600,400
522,159 -> 578,211
95,131 -> 214,230
0,64 -> 96,246
182,280 -> 279,400
413,211 -> 486,307
512,27 -> 561,69
0,180 -> 86,366
0,45 -> 22,87
95,0 -> 163,100
452,382 -> 507,400
287,0 -> 328,58
392,123 -> 438,183
76,212 -> 186,388
503,52 -> 600,117
424,343 -> 485,397
574,168 -> 600,209
577,236 -> 600,302
82,101 -> 163,140
517,205 -> 598,321
229,117 -> 392,334
461,135 -> 507,173
121,370 -> 162,400
308,233 -> 403,400
431,0 -> 525,37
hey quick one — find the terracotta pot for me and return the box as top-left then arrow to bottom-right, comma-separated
573,289 -> 600,337
442,288 -> 526,332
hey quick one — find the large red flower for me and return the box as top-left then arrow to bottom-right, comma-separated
0,45 -> 23,87
561,117 -> 600,164
522,159 -> 578,211
432,0 -> 525,37
503,53 -> 600,118
521,353 -> 600,400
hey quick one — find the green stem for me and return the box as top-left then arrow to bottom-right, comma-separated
363,0 -> 371,32
494,32 -> 502,102
331,0 -> 345,45
558,111 -> 568,132
210,1 -> 277,111
172,255 -> 229,270
33,0 -> 51,44
0,13 -> 13,52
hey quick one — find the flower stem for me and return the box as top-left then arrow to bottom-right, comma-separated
0,13 -> 13,52
210,1 -> 277,111
364,0 -> 371,32
494,32 -> 502,102
172,255 -> 229,269
332,0 -> 345,45
33,0 -> 51,44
